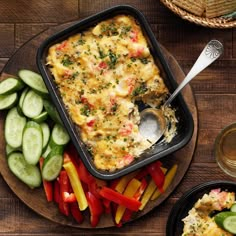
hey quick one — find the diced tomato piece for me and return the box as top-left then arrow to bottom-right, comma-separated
98,61 -> 107,69
118,122 -> 133,136
123,154 -> 134,166
56,40 -> 68,51
130,30 -> 138,42
87,119 -> 95,127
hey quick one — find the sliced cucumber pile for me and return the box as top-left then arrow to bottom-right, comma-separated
215,211 -> 236,234
0,69 -> 70,189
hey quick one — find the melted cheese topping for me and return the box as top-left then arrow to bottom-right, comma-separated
47,15 -> 177,171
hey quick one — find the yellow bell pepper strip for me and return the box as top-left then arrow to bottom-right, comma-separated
115,178 -> 141,224
139,178 -> 156,210
115,170 -> 139,193
99,186 -> 141,211
63,161 -> 88,211
139,166 -> 168,210
151,164 -> 178,200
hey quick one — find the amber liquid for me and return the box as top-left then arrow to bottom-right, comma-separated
215,125 -> 236,177
221,130 -> 236,164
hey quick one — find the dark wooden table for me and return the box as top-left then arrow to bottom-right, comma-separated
0,1 -> 235,235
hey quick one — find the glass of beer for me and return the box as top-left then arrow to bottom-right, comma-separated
215,123 -> 236,178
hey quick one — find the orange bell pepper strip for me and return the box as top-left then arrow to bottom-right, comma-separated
39,157 -> 53,202
115,178 -> 141,224
151,164 -> 178,200
63,161 -> 88,211
99,186 -> 141,211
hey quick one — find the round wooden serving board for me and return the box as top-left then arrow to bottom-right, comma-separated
0,22 -> 198,228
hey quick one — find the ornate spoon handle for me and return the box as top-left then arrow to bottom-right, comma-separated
164,40 -> 223,107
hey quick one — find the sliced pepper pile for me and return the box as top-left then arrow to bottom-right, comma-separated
39,144 -> 178,227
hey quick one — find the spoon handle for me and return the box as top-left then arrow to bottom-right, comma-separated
164,40 -> 223,107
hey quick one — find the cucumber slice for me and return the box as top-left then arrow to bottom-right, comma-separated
5,107 -> 27,148
32,111 -> 48,123
43,99 -> 63,125
215,212 -> 236,229
42,145 -> 64,181
51,123 -> 70,146
8,152 -> 41,188
0,93 -> 18,110
231,203 -> 236,212
18,69 -> 48,96
6,144 -> 21,156
0,77 -> 24,95
223,216 -> 236,234
22,89 -> 43,118
42,144 -> 51,158
17,87 -> 29,115
40,122 -> 50,149
22,121 -> 43,165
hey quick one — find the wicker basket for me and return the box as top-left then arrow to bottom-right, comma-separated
160,0 -> 236,28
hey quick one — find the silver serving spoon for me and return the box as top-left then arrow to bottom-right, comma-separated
139,40 -> 224,144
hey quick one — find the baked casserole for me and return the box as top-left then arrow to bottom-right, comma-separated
46,15 -> 177,171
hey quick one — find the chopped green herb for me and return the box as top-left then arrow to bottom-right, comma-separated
77,38 -> 86,45
132,83 -> 148,96
139,58 -> 149,64
61,54 -> 73,67
108,50 -> 117,69
120,26 -> 132,36
80,104 -> 90,117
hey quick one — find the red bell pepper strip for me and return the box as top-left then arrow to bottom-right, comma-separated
135,169 -> 148,180
122,178 -> 148,223
53,179 -> 60,204
102,198 -> 111,214
62,192 -> 77,203
86,191 -> 104,227
39,157 -> 53,202
146,161 -> 165,193
58,170 -> 70,216
99,187 -> 141,212
77,160 -> 95,185
70,202 -> 84,224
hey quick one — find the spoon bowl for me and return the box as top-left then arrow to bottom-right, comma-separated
139,40 -> 224,144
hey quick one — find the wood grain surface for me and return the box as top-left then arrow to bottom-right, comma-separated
0,0 -> 235,235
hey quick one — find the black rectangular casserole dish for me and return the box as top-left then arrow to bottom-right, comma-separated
37,5 -> 194,180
